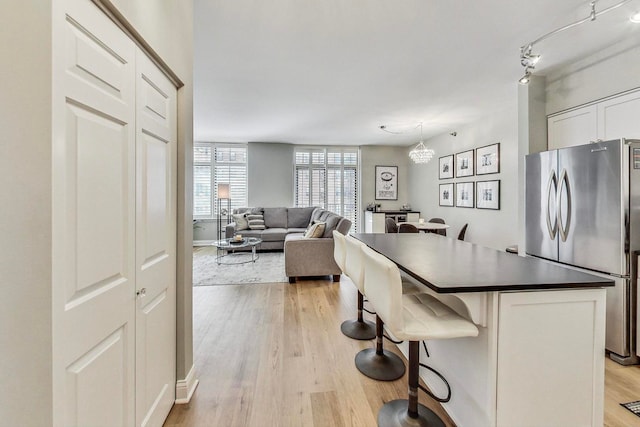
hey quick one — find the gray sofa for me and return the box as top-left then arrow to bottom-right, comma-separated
225,207 -> 352,282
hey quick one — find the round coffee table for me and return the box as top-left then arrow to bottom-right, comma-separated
211,237 -> 262,265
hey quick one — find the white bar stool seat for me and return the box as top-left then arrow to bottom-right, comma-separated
361,245 -> 479,427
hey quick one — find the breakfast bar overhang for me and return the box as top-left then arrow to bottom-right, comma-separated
352,233 -> 614,427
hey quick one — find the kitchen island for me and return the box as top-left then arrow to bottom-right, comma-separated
352,233 -> 613,427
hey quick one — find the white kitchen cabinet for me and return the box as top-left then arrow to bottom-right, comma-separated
547,104 -> 597,149
364,211 -> 420,233
598,90 -> 640,140
548,88 -> 640,150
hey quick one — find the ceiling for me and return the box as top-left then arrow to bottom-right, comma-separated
194,0 -> 640,146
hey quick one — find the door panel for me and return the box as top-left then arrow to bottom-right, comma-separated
558,140 -> 626,275
525,150 -> 558,261
547,105 -> 597,150
54,1 -> 136,426
135,50 -> 177,427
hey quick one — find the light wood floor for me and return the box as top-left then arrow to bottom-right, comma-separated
165,277 -> 640,427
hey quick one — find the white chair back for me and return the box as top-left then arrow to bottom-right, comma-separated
344,235 -> 367,293
361,245 -> 404,335
332,230 -> 347,271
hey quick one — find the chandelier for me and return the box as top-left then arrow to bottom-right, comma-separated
408,123 -> 435,164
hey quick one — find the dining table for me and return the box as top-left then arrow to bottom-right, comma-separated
351,232 -> 612,427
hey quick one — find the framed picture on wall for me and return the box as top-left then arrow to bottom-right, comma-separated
375,165 -> 398,200
455,182 -> 474,208
476,143 -> 500,175
439,155 -> 454,179
455,150 -> 474,177
439,183 -> 454,207
476,180 -> 500,210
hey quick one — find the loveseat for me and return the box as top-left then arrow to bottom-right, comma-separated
225,207 -> 352,283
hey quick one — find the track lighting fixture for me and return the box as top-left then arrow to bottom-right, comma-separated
631,11 -> 640,22
518,0 -> 634,84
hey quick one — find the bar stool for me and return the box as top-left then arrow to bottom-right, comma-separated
361,245 -> 479,427
333,231 -> 376,340
344,235 -> 406,380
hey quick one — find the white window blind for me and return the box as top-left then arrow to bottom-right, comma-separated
193,143 -> 248,219
294,147 -> 359,231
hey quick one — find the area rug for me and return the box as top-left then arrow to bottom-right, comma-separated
620,400 -> 640,418
192,246 -> 288,286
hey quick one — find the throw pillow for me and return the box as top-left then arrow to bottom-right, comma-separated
232,213 -> 249,231
247,214 -> 266,230
304,221 -> 325,238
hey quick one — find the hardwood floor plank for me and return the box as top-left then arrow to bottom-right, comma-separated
165,276 -> 638,427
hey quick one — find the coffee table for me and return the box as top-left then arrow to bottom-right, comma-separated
211,237 -> 262,265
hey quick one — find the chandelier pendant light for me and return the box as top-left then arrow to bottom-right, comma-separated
409,123 -> 435,164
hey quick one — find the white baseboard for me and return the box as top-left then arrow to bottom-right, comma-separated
193,240 -> 215,247
175,365 -> 199,404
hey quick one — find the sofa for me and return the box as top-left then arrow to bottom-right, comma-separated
225,207 -> 352,283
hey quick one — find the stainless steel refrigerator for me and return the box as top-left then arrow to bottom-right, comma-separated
526,138 -> 640,364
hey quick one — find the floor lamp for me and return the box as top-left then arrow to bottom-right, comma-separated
217,183 -> 231,241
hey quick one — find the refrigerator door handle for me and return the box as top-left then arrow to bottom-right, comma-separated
558,168 -> 572,242
546,169 -> 558,240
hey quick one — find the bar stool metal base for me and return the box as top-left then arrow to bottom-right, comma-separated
341,319 -> 376,340
355,348 -> 405,381
377,399 -> 445,427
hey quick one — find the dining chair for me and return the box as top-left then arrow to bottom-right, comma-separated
398,223 -> 419,233
385,217 -> 398,233
457,223 -> 468,241
428,217 -> 447,236
361,245 -> 479,427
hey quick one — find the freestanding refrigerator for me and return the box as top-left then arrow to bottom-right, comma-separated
526,138 -> 640,364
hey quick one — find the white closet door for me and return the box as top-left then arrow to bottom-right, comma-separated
134,50 -> 177,427
53,0 -> 136,425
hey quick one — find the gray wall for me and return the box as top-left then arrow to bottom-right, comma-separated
248,142 -> 295,207
0,1 -> 193,423
407,103 -> 519,252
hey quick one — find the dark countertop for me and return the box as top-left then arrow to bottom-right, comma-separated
352,233 -> 614,293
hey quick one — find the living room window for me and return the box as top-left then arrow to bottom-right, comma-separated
294,147 -> 359,231
193,143 -> 248,219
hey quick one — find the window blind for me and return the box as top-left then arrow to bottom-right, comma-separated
193,143 -> 248,219
294,147 -> 359,231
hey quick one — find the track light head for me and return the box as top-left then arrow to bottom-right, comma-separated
519,71 -> 532,85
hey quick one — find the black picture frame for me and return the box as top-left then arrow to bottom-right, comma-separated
455,182 -> 475,208
455,149 -> 474,178
476,180 -> 500,210
375,165 -> 398,200
439,183 -> 454,207
476,143 -> 500,175
439,155 -> 454,179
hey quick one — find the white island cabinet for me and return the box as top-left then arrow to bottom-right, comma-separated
353,233 -> 611,427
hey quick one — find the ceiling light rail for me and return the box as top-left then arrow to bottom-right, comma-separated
518,0 -> 635,84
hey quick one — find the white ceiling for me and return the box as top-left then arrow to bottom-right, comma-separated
194,0 -> 640,146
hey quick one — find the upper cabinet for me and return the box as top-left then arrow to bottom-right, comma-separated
548,89 -> 640,150
548,105 -> 597,149
598,90 -> 640,141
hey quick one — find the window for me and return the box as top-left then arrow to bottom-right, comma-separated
193,143 -> 247,218
294,147 -> 359,230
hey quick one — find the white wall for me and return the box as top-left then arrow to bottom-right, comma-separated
248,142 -> 295,207
0,3 -> 53,425
545,38 -> 640,115
408,102 -> 519,252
